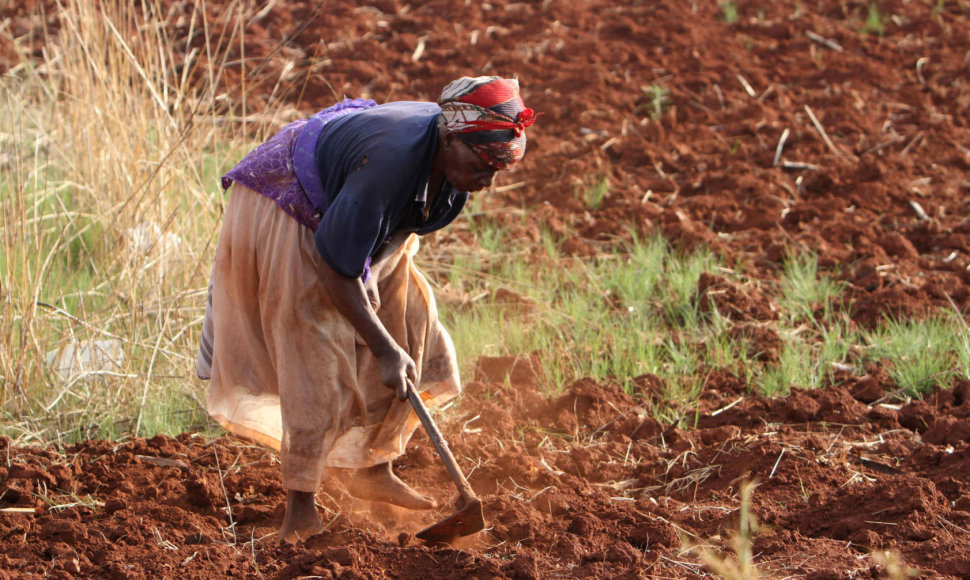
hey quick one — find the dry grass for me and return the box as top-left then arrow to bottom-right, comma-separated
0,0 -> 296,443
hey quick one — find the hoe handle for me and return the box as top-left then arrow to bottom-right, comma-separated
406,380 -> 477,503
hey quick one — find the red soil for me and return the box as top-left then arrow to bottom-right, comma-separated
2,0 -> 970,577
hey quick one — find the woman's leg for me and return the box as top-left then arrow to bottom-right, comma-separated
207,189 -> 349,541
278,490 -> 325,543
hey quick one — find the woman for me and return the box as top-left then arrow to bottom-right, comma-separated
196,76 -> 537,542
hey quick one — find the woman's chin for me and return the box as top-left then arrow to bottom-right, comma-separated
462,181 -> 490,193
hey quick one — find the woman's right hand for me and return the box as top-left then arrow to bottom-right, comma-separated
376,345 -> 416,401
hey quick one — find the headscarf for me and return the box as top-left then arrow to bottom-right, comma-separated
438,76 -> 537,170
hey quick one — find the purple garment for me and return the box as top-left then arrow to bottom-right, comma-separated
221,98 -> 377,229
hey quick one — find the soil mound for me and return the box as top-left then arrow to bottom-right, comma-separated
2,376 -> 970,577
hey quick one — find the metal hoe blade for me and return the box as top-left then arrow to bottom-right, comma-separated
415,497 -> 484,542
406,380 -> 486,542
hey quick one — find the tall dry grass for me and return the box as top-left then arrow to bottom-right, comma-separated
0,0 -> 295,443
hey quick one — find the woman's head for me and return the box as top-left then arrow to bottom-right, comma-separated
437,76 -> 537,173
437,131 -> 500,193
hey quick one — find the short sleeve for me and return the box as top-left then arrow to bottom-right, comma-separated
311,101 -> 441,278
314,194 -> 387,278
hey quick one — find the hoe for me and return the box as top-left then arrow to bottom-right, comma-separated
405,380 -> 485,542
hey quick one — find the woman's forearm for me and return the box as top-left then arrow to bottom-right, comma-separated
318,259 -> 398,357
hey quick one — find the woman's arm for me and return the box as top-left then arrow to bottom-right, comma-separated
318,257 -> 415,400
363,231 -> 411,310
370,231 -> 410,265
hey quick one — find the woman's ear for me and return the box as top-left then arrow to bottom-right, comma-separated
440,133 -> 464,162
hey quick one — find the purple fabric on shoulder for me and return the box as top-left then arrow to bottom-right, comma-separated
221,98 -> 377,229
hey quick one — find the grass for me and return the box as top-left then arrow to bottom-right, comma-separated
863,314 -> 962,396
640,83 -> 671,121
433,228 -> 700,409
720,2 -> 741,25
776,251 -> 844,325
692,480 -> 761,579
430,229 -> 970,424
577,174 -> 610,210
863,2 -> 887,35
752,253 -> 860,395
0,0 -> 290,444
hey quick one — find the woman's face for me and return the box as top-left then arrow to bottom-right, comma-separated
441,133 -> 499,192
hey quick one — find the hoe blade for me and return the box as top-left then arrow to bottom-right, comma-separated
415,498 -> 485,542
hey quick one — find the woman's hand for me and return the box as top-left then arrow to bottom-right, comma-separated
376,344 -> 417,401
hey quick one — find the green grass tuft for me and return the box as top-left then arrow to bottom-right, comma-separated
864,315 -> 960,396
863,2 -> 887,35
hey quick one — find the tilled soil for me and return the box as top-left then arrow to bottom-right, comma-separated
2,0 -> 970,577
2,376 -> 970,578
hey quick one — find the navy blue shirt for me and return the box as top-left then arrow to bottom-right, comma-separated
312,101 -> 468,278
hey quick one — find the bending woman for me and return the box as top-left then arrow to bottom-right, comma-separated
196,76 -> 537,542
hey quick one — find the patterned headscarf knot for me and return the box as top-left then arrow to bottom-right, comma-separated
438,76 -> 538,169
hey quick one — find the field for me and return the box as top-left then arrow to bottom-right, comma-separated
2,0 -> 970,577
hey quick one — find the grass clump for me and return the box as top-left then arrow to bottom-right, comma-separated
577,174 -> 610,210
863,2 -> 887,35
720,2 -> 741,25
0,0 -> 288,444
754,251 -> 858,395
863,314 -> 962,396
777,252 -> 844,324
640,83 -> 672,121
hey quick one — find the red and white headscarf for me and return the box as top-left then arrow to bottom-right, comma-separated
438,76 -> 538,170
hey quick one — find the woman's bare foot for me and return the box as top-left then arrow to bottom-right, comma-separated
347,463 -> 436,510
278,490 -> 325,544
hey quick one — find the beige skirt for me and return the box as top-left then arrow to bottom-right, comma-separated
199,186 -> 461,492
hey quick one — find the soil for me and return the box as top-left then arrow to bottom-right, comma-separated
2,0 -> 970,577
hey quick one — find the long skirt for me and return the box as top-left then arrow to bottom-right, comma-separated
197,185 -> 461,492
